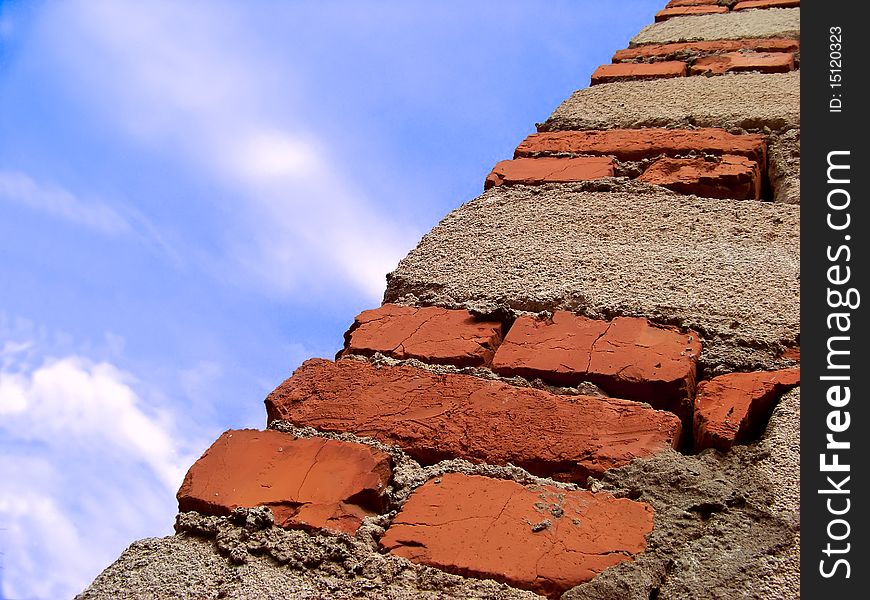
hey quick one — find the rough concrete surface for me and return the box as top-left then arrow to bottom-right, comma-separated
76,531 -> 541,600
631,8 -> 799,45
539,71 -> 799,133
562,387 -> 800,600
384,183 -> 799,373
768,128 -> 800,204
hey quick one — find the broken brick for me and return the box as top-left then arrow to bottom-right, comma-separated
655,5 -> 729,20
491,312 -> 701,422
734,0 -> 800,10
590,61 -> 686,85
693,368 -> 800,451
342,304 -> 503,367
515,127 -> 766,164
666,0 -> 721,6
266,358 -> 682,483
637,154 -> 761,200
690,51 -> 795,75
380,473 -> 654,599
612,39 -> 799,62
484,156 -> 615,189
177,429 -> 392,534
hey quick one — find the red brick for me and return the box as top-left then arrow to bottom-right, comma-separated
667,0 -> 721,6
590,61 -> 686,85
177,430 -> 391,534
779,346 -> 800,362
491,312 -> 701,422
515,127 -> 766,164
484,157 -> 615,189
613,39 -> 799,62
655,5 -> 729,20
380,473 -> 654,599
266,358 -> 682,483
637,154 -> 761,200
734,0 -> 799,10
694,368 -> 800,451
342,304 -> 503,367
690,51 -> 795,75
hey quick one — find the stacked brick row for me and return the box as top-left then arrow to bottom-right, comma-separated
81,1 -> 802,598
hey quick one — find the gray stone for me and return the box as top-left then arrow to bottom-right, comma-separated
562,387 -> 800,600
540,71 -> 799,133
631,8 -> 799,45
768,129 -> 800,204
75,532 -> 539,599
384,182 -> 799,373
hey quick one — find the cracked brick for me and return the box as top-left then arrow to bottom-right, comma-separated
380,473 -> 654,599
693,368 -> 800,451
638,154 -> 761,200
484,156 -> 615,189
590,61 -> 686,85
492,312 -> 701,424
655,5 -> 728,20
266,358 -> 682,483
341,304 -> 503,367
734,0 -> 800,9
612,39 -> 799,62
690,51 -> 795,75
176,429 -> 392,534
514,127 -> 767,164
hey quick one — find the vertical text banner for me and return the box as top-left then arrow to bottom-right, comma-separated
802,1 -> 868,596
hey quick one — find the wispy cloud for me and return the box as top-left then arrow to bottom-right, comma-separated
0,171 -> 130,236
39,0 -> 419,301
0,341 -> 198,599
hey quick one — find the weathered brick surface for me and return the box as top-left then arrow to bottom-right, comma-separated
177,430 -> 391,534
266,358 -> 682,483
694,368 -> 800,450
590,61 -> 686,85
690,51 -> 794,75
734,0 -> 800,10
638,154 -> 761,200
484,157 -> 615,189
613,39 -> 799,62
655,5 -> 728,20
380,473 -> 654,599
491,312 -> 700,421
666,0 -> 720,6
343,304 -> 503,367
515,127 -> 766,163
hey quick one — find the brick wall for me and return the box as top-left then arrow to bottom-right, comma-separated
80,2 -> 801,598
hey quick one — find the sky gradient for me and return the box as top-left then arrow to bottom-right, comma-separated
0,1 -> 661,597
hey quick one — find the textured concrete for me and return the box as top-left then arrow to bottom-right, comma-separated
384,183 -> 799,373
768,128 -> 800,204
76,531 -> 540,600
540,71 -> 799,132
631,8 -> 799,45
562,387 -> 800,600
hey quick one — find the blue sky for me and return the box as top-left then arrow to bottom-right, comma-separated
0,1 -> 660,597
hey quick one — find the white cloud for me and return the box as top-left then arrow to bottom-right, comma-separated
0,345 -> 198,599
0,171 -> 130,236
40,0 -> 419,302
